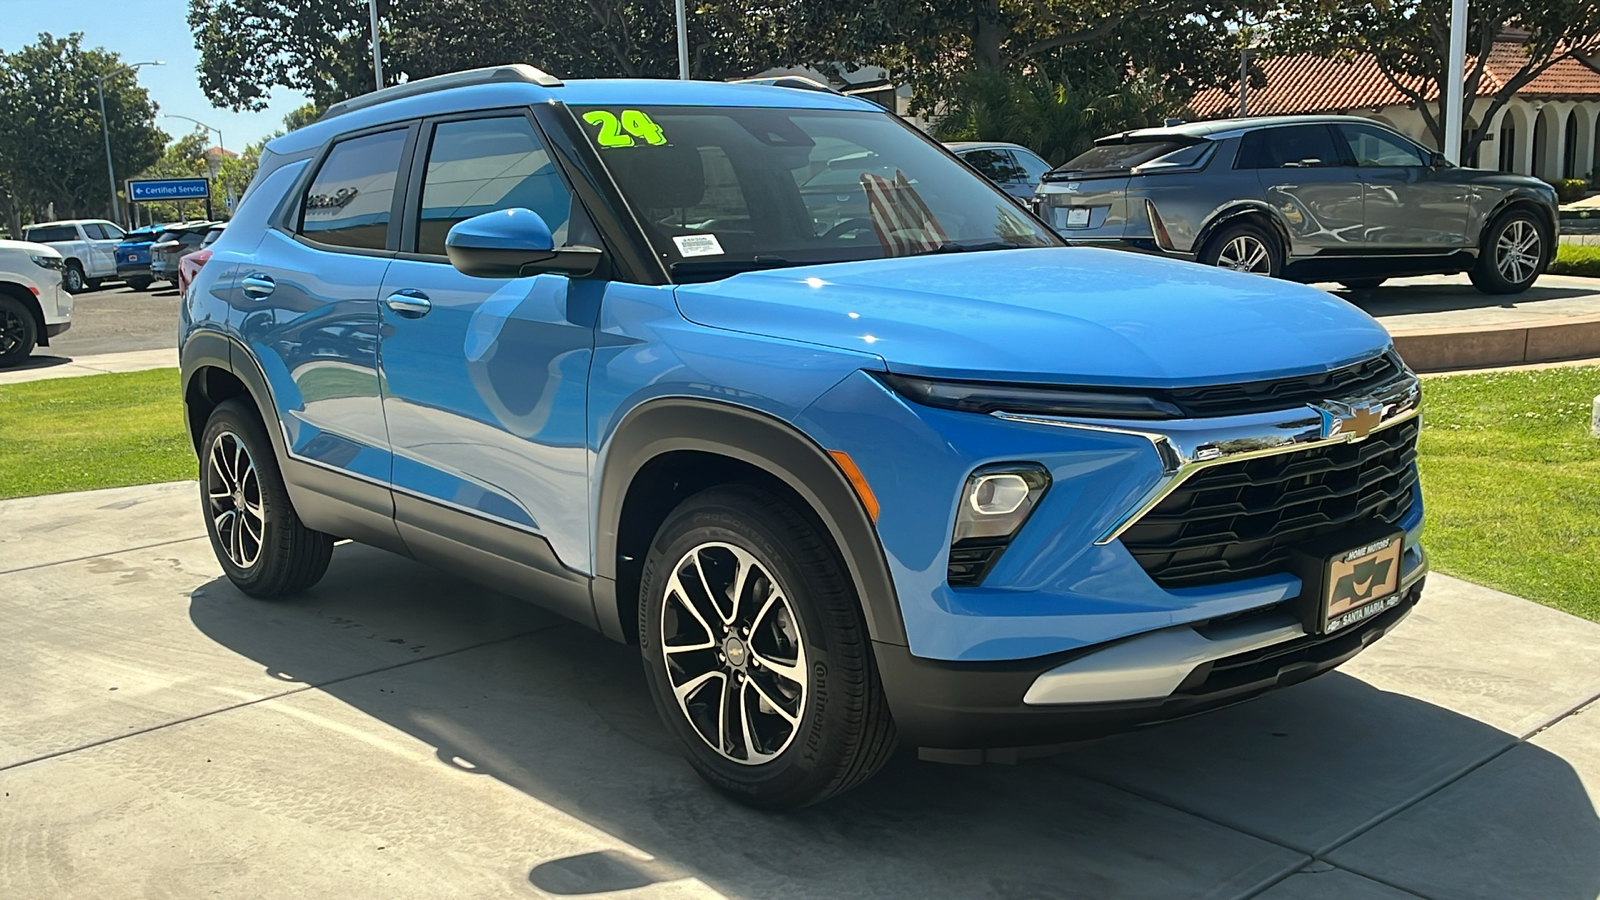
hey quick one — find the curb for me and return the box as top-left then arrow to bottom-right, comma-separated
1389,313 -> 1600,373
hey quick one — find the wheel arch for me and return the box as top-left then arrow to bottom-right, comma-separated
180,330 -> 286,463
1193,203 -> 1291,260
0,281 -> 46,345
1479,194 -> 1557,255
595,398 -> 906,648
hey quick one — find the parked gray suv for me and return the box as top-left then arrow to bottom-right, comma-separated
1035,115 -> 1558,294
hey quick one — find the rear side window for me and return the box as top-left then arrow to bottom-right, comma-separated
24,225 -> 76,243
1056,140 -> 1188,174
82,223 -> 109,239
415,116 -> 574,256
1236,125 -> 1342,169
299,128 -> 408,251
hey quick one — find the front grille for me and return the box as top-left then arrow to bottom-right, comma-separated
1121,418 -> 1419,589
1165,353 -> 1402,418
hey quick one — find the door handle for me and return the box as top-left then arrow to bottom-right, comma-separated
384,289 -> 432,318
240,273 -> 275,300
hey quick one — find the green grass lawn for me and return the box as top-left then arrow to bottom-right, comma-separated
1549,242 -> 1600,277
2,364 -> 1597,622
1419,365 -> 1600,622
0,368 -> 193,500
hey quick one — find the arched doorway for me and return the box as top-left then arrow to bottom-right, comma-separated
1533,109 -> 1551,178
1565,111 -> 1580,178
1500,116 -> 1518,172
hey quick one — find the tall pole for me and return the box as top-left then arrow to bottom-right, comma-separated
675,0 -> 689,80
369,0 -> 384,90
1238,49 -> 1250,117
1444,0 -> 1467,163
97,77 -> 120,225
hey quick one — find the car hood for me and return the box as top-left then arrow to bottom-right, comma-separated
672,247 -> 1393,387
0,238 -> 58,257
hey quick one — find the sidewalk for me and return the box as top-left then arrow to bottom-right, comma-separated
0,348 -> 177,386
1,481 -> 1596,899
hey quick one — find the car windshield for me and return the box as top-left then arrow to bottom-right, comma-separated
122,229 -> 159,242
572,105 -> 1058,281
1050,140 -> 1194,176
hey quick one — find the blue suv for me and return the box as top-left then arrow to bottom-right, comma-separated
180,65 -> 1427,808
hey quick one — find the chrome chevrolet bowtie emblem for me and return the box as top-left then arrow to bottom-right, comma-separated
1313,399 -> 1387,442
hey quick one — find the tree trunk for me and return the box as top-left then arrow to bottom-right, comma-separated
973,1 -> 1006,72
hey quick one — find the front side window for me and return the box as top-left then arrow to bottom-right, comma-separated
1339,124 -> 1427,167
99,222 -> 125,240
962,149 -> 1027,185
1013,150 -> 1051,182
574,105 -> 1056,280
416,116 -> 575,256
299,128 -> 408,251
1238,125 -> 1342,169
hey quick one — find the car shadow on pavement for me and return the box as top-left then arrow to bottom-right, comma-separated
187,544 -> 1600,900
5,353 -> 72,372
1335,282 -> 1594,316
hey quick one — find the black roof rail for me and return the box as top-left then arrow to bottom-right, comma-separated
728,75 -> 842,96
320,64 -> 563,121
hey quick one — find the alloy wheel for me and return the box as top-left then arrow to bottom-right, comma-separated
1215,234 -> 1273,274
205,430 -> 265,568
1495,220 -> 1541,285
659,541 -> 808,765
63,266 -> 83,293
0,308 -> 24,356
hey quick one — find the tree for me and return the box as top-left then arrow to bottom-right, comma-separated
1272,0 -> 1600,159
0,33 -> 164,227
934,70 -> 1179,165
189,0 -> 808,112
131,130 -> 211,222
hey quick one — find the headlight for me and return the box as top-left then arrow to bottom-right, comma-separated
880,372 -> 1182,420
29,255 -> 62,270
948,464 -> 1051,586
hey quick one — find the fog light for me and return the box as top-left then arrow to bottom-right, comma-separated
969,473 -> 1031,516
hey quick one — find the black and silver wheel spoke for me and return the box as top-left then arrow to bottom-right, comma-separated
1218,236 -> 1271,274
0,311 -> 23,354
1496,220 -> 1540,284
205,431 -> 264,569
661,541 -> 808,765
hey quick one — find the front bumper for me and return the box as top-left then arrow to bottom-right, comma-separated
878,573 -> 1426,757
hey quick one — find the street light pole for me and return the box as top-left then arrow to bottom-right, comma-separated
95,59 -> 164,227
1444,0 -> 1467,164
369,0 -> 384,90
675,0 -> 689,80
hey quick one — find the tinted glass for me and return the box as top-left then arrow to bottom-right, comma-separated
100,223 -> 125,240
962,149 -> 1027,184
82,223 -> 108,239
299,128 -> 407,250
417,116 -> 574,256
1339,124 -> 1427,167
1136,142 -> 1212,172
24,225 -> 76,243
1013,150 -> 1051,181
1239,125 -> 1341,168
575,105 -> 1056,278
122,229 -> 159,242
1057,141 -> 1187,173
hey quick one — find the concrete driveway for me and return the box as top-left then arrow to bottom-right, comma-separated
2,482 -> 1598,900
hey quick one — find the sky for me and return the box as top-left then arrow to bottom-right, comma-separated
2,0 -> 314,152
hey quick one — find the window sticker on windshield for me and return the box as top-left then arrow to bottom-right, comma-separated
581,110 -> 668,148
672,234 -> 724,257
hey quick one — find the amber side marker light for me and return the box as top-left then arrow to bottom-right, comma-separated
829,450 -> 880,522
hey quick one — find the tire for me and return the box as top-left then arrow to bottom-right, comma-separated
1470,209 -> 1547,294
199,399 -> 334,598
0,295 -> 38,368
1340,277 -> 1387,290
639,485 -> 897,809
1200,221 -> 1282,278
126,277 -> 153,292
62,262 -> 85,294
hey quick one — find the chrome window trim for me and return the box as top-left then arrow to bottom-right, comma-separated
991,370 -> 1422,546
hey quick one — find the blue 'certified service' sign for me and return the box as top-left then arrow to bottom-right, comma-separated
128,178 -> 210,201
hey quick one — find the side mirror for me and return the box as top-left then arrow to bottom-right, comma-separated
444,208 -> 602,278
1429,151 -> 1450,168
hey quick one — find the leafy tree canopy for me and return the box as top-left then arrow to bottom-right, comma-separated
0,32 -> 164,227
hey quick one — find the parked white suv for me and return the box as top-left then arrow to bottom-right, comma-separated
21,219 -> 126,293
0,240 -> 72,367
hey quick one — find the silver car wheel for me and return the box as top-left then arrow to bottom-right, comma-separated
206,430 -> 265,569
1495,220 -> 1541,285
660,541 -> 808,766
1216,234 -> 1273,275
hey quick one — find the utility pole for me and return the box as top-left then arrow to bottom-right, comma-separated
96,60 -> 164,226
1239,48 -> 1254,118
369,0 -> 384,90
676,0 -> 689,80
1443,0 -> 1467,163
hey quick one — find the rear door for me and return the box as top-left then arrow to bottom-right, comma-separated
1336,122 -> 1470,250
1242,124 -> 1366,254
233,124 -> 412,492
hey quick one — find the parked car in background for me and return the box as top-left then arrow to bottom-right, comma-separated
183,66 -> 1427,808
946,141 -> 1052,201
150,222 -> 214,287
116,227 -> 163,291
0,239 -> 72,366
21,219 -> 126,293
177,223 -> 226,296
1035,115 -> 1559,294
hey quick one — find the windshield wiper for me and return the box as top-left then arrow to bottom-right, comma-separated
907,240 -> 1028,257
669,255 -> 795,282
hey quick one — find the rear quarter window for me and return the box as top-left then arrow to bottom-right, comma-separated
298,128 -> 408,252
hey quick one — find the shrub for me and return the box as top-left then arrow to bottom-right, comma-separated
1548,243 -> 1600,277
1546,178 -> 1590,203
